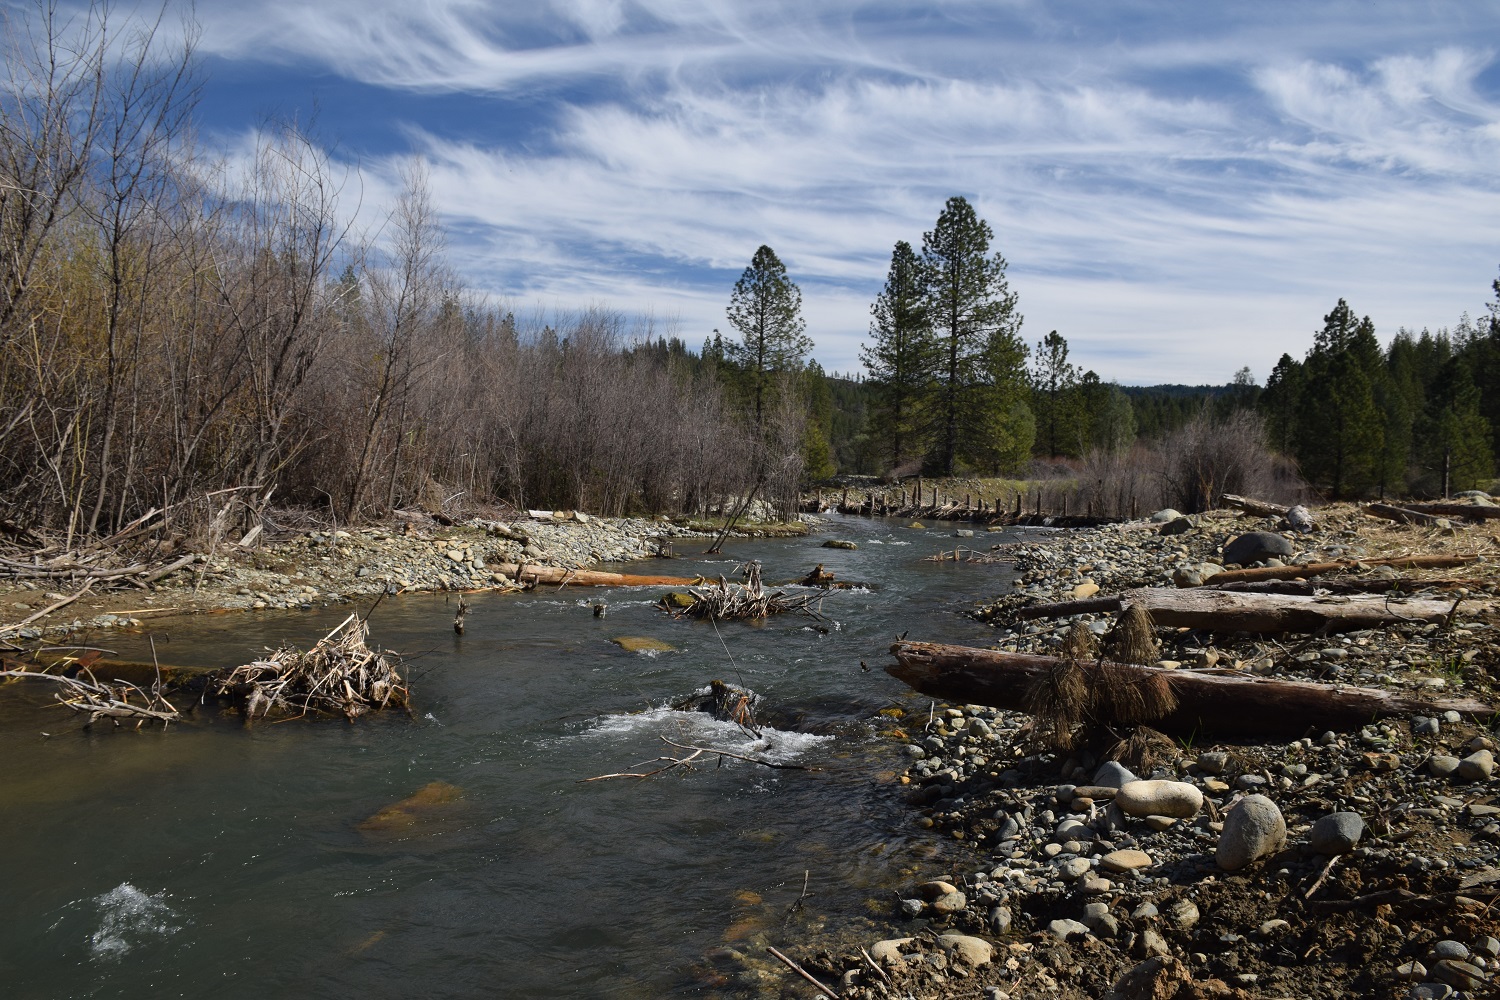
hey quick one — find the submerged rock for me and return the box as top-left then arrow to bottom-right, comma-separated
610,636 -> 676,653
357,781 -> 465,835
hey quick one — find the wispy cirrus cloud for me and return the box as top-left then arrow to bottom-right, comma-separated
184,0 -> 1500,383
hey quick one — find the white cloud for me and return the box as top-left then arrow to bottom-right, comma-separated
176,1 -> 1500,383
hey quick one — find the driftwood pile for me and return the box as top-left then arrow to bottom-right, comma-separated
0,659 -> 181,727
212,613 -> 408,721
670,561 -> 829,622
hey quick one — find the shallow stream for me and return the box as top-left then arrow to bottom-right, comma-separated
0,515 -> 1022,999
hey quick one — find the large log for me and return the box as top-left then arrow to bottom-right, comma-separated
490,563 -> 708,587
1402,502 -> 1500,520
1012,586 -> 1464,632
1220,494 -> 1289,517
886,641 -> 1493,738
1364,503 -> 1445,526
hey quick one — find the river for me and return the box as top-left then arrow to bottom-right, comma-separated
0,514 -> 1022,999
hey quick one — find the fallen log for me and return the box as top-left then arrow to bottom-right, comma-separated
1011,587 -> 1467,632
886,641 -> 1494,738
1401,502 -> 1500,520
491,563 -> 709,587
1364,503 -> 1445,526
1190,554 -> 1478,588
1220,494 -> 1290,518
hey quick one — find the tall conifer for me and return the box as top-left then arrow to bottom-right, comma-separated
920,196 -> 1026,474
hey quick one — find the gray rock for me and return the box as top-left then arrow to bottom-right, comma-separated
1048,918 -> 1091,939
1149,509 -> 1183,523
1429,940 -> 1469,961
899,897 -> 924,917
1165,898 -> 1199,931
1131,901 -> 1158,920
1412,715 -> 1441,736
870,938 -> 914,964
1059,857 -> 1092,880
1309,812 -> 1365,855
1431,959 -> 1486,988
1396,961 -> 1428,981
1094,761 -> 1139,788
987,905 -> 1012,934
1216,794 -> 1286,871
1158,516 -> 1193,536
1429,755 -> 1461,778
1139,927 -> 1171,958
1409,984 -> 1454,1000
1476,936 -> 1500,958
1196,751 -> 1231,775
1458,749 -> 1494,781
937,933 -> 993,966
1172,562 -> 1225,587
1222,531 -> 1295,566
1284,505 -> 1315,533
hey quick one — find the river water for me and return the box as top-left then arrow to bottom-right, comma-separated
0,515 -> 1021,999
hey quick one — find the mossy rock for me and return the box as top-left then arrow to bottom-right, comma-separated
822,539 -> 858,550
610,636 -> 676,653
661,591 -> 696,609
906,521 -> 925,529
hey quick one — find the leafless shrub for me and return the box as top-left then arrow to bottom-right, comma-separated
1075,408 -> 1306,517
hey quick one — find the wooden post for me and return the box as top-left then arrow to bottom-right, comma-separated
1062,493 -> 1067,517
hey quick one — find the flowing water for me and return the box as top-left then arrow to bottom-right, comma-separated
0,515 -> 1023,999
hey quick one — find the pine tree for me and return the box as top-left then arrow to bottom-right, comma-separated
1030,330 -> 1082,457
1260,354 -> 1303,455
1419,356 -> 1493,495
724,245 -> 812,433
920,196 -> 1025,474
860,240 -> 935,471
1296,300 -> 1384,498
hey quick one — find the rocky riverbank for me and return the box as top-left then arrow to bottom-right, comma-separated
0,510 -> 809,640
791,502 -> 1500,1000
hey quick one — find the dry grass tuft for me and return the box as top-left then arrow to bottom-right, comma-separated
1106,726 -> 1177,771
1105,604 -> 1160,665
1024,652 -> 1179,754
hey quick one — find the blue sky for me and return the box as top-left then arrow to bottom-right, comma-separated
175,0 -> 1500,383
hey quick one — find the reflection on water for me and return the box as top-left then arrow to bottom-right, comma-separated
0,515 -> 1020,999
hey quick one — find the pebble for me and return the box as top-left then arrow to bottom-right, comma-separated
1115,780 -> 1203,819
1309,812 -> 1365,855
1412,715 -> 1441,736
1216,794 -> 1286,871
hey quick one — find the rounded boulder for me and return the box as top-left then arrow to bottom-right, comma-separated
1114,780 -> 1204,819
1216,794 -> 1286,871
